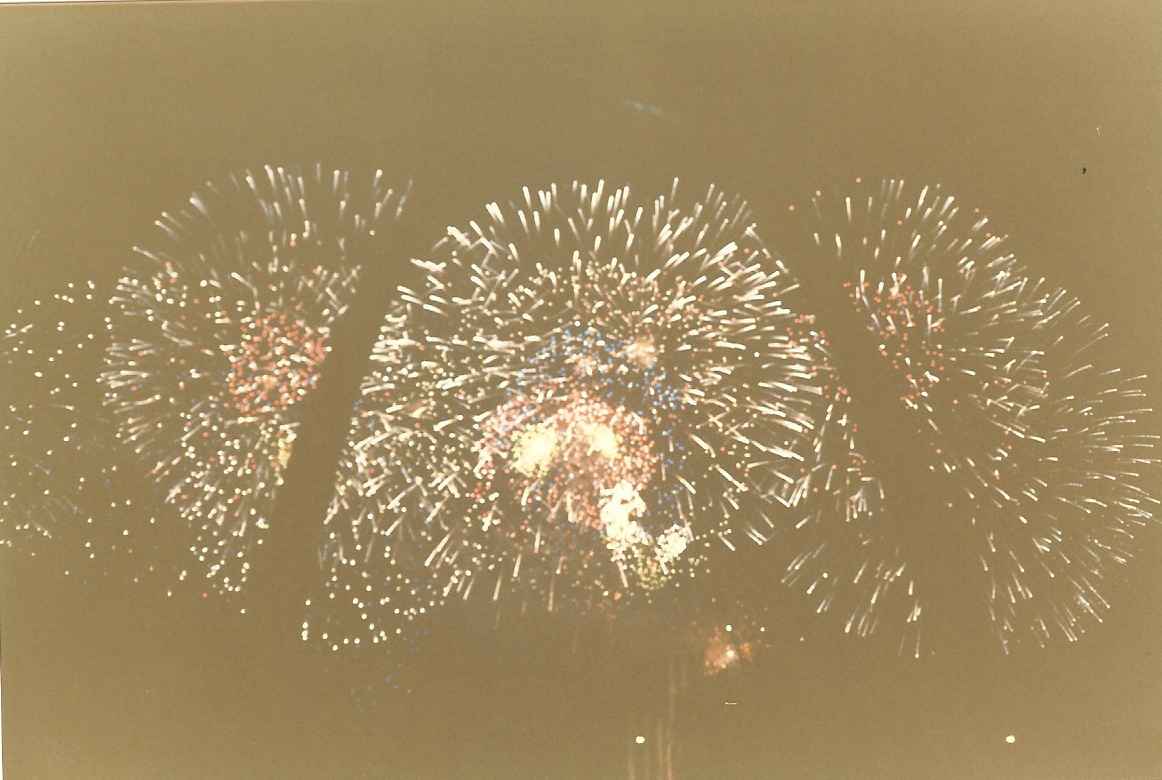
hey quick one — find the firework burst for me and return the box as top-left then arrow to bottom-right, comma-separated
972,282 -> 1158,649
780,177 -> 1156,653
309,180 -> 822,650
101,165 -> 409,595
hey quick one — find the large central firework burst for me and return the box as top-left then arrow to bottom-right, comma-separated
101,164 -> 408,595
311,180 -> 822,649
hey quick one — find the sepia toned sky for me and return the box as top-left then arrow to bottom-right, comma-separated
2,2 -> 1161,777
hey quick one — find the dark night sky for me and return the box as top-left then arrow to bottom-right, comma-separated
2,2 -> 1162,778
